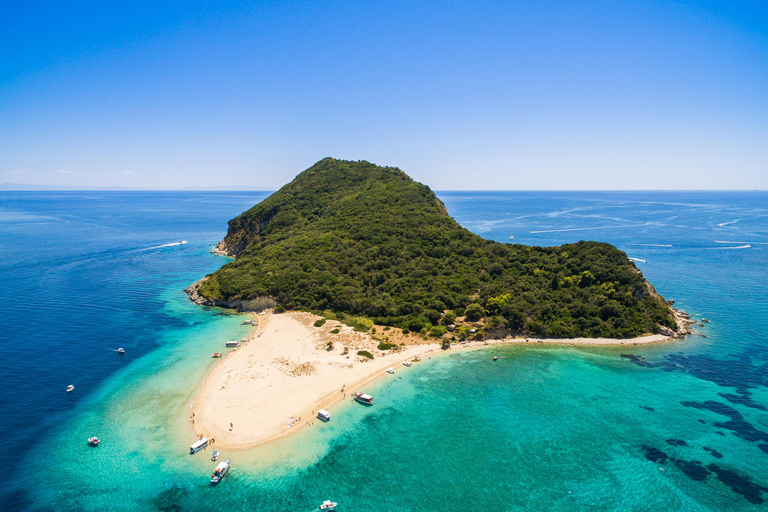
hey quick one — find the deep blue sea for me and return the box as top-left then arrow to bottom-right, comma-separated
1,190 -> 767,511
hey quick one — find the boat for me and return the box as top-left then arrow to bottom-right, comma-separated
317,409 -> 331,422
225,341 -> 240,348
180,240 -> 187,244
117,348 -> 125,354
212,352 -> 221,358
88,437 -> 100,446
412,356 -> 421,362
190,437 -> 209,454
211,450 -> 219,461
67,385 -> 74,393
493,356 -> 499,361
210,459 -> 231,484
320,500 -> 338,510
402,361 -> 411,367
353,392 -> 374,405
386,368 -> 394,374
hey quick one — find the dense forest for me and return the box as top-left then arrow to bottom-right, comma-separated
194,158 -> 677,339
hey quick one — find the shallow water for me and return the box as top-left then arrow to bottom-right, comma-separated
2,191 -> 767,511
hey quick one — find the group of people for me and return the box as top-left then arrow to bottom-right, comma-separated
196,432 -> 216,444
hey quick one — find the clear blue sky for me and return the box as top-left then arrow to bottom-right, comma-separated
1,1 -> 766,189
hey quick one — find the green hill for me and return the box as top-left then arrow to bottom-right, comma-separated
191,158 -> 677,339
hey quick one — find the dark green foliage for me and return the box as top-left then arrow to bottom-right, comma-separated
198,158 -> 676,339
377,342 -> 396,350
274,305 -> 285,313
465,303 -> 485,322
357,350 -> 374,359
313,318 -> 326,327
330,328 -> 340,334
441,311 -> 457,325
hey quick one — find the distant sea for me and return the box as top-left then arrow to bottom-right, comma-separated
1,191 -> 767,511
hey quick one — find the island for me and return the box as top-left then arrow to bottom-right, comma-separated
186,158 -> 690,449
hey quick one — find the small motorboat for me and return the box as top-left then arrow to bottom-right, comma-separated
88,437 -> 100,446
353,392 -> 374,405
67,385 -> 74,393
320,500 -> 338,511
211,450 -> 219,461
493,356 -> 499,361
210,459 -> 231,484
180,240 -> 187,244
117,348 -> 125,354
412,356 -> 421,362
212,352 -> 221,358
402,361 -> 412,367
386,368 -> 395,374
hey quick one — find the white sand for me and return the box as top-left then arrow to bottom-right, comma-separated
190,312 -> 673,449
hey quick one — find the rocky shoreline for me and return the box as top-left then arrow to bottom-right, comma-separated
185,277 -> 276,312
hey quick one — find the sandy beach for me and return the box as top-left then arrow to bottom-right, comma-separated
190,312 -> 678,450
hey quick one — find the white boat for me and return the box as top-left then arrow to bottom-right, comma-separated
117,348 -> 125,354
211,450 -> 219,461
66,385 -> 74,393
88,436 -> 100,446
354,393 -> 374,405
402,361 -> 411,367
190,437 -> 209,454
320,500 -> 337,510
317,409 -> 331,422
386,368 -> 394,374
180,240 -> 187,244
225,341 -> 240,348
210,459 -> 231,484
493,356 -> 498,361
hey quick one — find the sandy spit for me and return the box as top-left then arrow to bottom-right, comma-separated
188,312 -> 674,450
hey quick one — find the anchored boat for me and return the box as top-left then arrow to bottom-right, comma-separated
66,385 -> 74,393
88,437 -> 100,446
353,392 -> 374,405
211,459 -> 231,484
320,500 -> 337,510
211,450 -> 219,461
190,437 -> 209,454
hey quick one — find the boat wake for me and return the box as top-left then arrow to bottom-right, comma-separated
147,241 -> 187,250
713,244 -> 751,250
629,257 -> 647,263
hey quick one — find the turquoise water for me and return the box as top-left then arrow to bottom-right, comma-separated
2,191 -> 767,511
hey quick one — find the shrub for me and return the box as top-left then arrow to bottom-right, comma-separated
346,316 -> 374,332
274,305 -> 286,313
314,318 -> 327,327
401,327 -> 410,335
429,325 -> 447,337
377,342 -> 395,350
371,327 -> 377,334
330,328 -> 340,334
357,350 -> 374,359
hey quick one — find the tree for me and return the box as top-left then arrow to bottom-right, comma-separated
465,303 -> 484,322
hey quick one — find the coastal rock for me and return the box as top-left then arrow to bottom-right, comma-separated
185,278 -> 276,312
